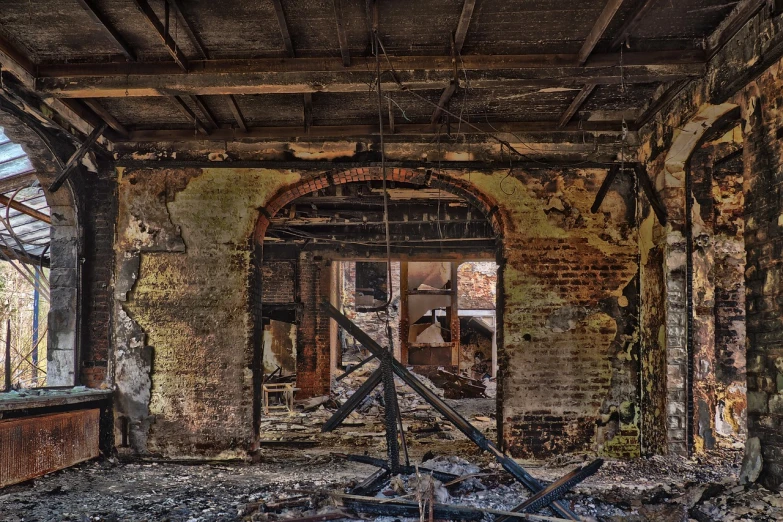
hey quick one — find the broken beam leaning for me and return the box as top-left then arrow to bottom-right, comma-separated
334,453 -> 459,483
49,123 -> 107,193
590,165 -> 620,213
321,301 -> 582,521
322,367 -> 383,432
0,194 -> 52,224
34,51 -> 706,98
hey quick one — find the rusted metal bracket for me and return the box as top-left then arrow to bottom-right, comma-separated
49,123 -> 107,193
321,301 -> 589,521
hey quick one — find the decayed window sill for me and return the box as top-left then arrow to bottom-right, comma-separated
0,387 -> 112,413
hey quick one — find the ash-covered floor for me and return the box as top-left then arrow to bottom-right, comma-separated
1,446 -> 781,522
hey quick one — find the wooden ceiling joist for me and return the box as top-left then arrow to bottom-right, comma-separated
333,0 -> 351,66
226,95 -> 248,132
171,96 -> 208,134
271,0 -> 295,58
558,84 -> 597,128
610,0 -> 659,50
35,51 -> 705,98
303,93 -> 313,134
706,0 -> 768,60
75,0 -> 136,61
0,35 -> 35,86
132,0 -> 189,71
578,0 -> 626,65
81,98 -> 130,138
453,0 -> 477,53
168,0 -> 209,59
190,95 -> 218,129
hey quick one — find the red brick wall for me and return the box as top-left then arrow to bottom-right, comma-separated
295,253 -> 331,398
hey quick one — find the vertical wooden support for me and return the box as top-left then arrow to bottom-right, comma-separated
399,261 -> 409,365
450,262 -> 460,368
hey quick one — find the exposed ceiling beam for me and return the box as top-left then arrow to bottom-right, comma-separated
226,95 -> 248,132
190,95 -> 218,129
171,96 -> 208,134
0,194 -> 51,224
168,0 -> 209,59
81,98 -> 130,138
270,0 -> 295,58
35,51 -> 705,98
558,84 -> 598,128
706,0 -> 767,60
578,0 -> 626,65
0,35 -> 35,86
610,0 -> 660,50
119,120 -> 634,142
333,0 -> 351,66
75,0 -> 136,61
131,0 -> 189,71
50,98 -> 120,144
633,79 -> 691,129
453,0 -> 477,54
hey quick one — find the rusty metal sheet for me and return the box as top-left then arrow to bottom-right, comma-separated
0,409 -> 100,488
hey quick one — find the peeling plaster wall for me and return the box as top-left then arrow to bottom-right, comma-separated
113,165 -> 639,458
113,167 -> 300,456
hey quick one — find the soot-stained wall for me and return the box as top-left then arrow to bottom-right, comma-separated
112,166 -> 640,458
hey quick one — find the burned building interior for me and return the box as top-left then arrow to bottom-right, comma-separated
2,0 -> 783,520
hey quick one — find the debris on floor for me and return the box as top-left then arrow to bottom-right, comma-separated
1,447 -> 780,521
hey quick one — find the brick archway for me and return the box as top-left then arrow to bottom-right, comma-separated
251,166 -> 505,408
254,167 -> 505,242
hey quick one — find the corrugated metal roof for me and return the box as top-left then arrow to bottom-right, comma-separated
0,128 -> 49,263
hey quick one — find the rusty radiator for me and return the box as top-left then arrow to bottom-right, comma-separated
0,409 -> 100,488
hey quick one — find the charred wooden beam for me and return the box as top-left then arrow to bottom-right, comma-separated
0,173 -> 37,195
322,368 -> 383,432
171,96 -> 208,134
75,0 -> 136,61
610,0 -> 659,49
132,0 -> 189,71
271,0 -> 295,58
321,302 -> 581,521
190,95 -> 218,129
558,84 -> 597,128
0,35 -> 35,86
81,98 -> 130,138
497,460 -> 604,520
120,120 -> 632,142
633,79 -> 690,129
707,0 -> 767,60
35,51 -> 706,98
635,164 -> 667,225
590,165 -> 620,213
168,0 -> 209,59
226,95 -> 248,132
578,0 -> 626,65
335,454 -> 459,483
49,123 -> 107,193
454,0 -> 477,53
0,194 -> 51,224
333,0 -> 351,66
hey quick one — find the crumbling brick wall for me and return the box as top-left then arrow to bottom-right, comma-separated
113,166 -> 640,458
741,69 -> 783,489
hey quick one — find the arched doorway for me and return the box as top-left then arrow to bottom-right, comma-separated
252,168 -> 503,442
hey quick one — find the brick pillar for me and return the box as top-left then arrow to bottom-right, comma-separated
743,90 -> 783,490
296,253 -> 331,398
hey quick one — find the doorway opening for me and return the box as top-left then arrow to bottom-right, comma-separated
255,175 -> 501,449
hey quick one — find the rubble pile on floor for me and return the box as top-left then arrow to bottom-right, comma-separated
1,448 -> 782,521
